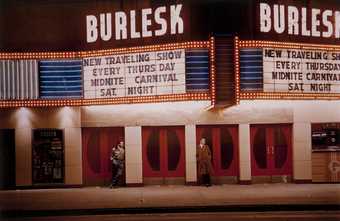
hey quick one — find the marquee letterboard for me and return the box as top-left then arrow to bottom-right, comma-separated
83,49 -> 186,98
263,48 -> 340,93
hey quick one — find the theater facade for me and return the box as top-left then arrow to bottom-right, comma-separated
0,0 -> 340,189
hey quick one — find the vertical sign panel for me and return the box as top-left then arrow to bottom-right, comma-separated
0,60 -> 39,100
240,49 -> 263,91
39,60 -> 82,99
185,49 -> 209,92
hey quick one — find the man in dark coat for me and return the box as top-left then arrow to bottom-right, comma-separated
197,138 -> 213,186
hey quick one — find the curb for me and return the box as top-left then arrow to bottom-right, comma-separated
2,204 -> 340,218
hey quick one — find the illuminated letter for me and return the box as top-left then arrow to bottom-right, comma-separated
260,3 -> 271,33
170,4 -> 183,34
273,5 -> 285,34
155,6 -> 167,36
322,10 -> 333,38
142,8 -> 152,37
86,15 -> 98,43
335,11 -> 340,38
100,13 -> 112,41
288,6 -> 299,35
301,7 -> 311,36
130,10 -> 141,38
311,9 -> 321,37
115,12 -> 127,40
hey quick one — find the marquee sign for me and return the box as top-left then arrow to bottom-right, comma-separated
83,49 -> 186,98
263,48 -> 340,93
256,1 -> 340,44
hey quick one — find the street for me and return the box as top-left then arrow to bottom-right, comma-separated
3,211 -> 340,221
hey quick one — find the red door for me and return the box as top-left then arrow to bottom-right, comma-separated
250,124 -> 292,176
82,127 -> 124,186
196,125 -> 239,176
142,126 -> 185,178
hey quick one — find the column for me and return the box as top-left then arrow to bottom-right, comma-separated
238,124 -> 251,184
185,125 -> 197,184
125,126 -> 143,186
293,123 -> 312,182
15,128 -> 32,186
64,127 -> 82,185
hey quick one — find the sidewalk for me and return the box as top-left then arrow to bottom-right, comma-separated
0,184 -> 339,216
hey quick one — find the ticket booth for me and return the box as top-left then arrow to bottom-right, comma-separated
312,123 -> 340,183
82,127 -> 124,186
142,126 -> 185,185
196,125 -> 239,184
250,124 -> 292,183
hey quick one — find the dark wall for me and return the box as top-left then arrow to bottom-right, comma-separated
0,0 -> 339,52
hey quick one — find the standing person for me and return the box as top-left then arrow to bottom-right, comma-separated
110,140 -> 125,188
197,138 -> 213,186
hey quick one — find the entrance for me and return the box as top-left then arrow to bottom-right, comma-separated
250,124 -> 292,182
82,127 -> 124,186
0,129 -> 15,189
196,125 -> 239,183
142,126 -> 185,184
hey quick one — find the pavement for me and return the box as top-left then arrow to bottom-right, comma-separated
0,183 -> 339,217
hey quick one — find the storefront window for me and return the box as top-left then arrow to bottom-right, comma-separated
312,123 -> 340,151
32,129 -> 64,184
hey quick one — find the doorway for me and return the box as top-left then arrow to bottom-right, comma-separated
82,127 -> 124,186
250,124 -> 292,183
197,125 -> 239,183
142,126 -> 185,184
0,129 -> 15,189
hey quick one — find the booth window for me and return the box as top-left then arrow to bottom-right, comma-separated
312,123 -> 340,151
32,129 -> 64,184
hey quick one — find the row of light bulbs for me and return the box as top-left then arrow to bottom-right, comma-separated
239,40 -> 340,52
0,41 -> 209,60
0,93 -> 210,108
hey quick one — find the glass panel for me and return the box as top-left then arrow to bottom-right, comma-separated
220,127 -> 233,170
87,129 -> 100,173
253,128 -> 267,169
146,129 -> 160,171
274,127 -> 288,169
201,128 -> 213,163
167,129 -> 181,171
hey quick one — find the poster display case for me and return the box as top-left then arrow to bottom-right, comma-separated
32,129 -> 64,184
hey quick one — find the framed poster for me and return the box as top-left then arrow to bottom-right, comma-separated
32,129 -> 64,184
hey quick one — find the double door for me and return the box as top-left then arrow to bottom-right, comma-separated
142,127 -> 185,178
82,127 -> 124,186
250,124 -> 292,176
196,125 -> 239,176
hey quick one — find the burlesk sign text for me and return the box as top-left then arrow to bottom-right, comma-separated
86,4 -> 184,43
259,2 -> 340,39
